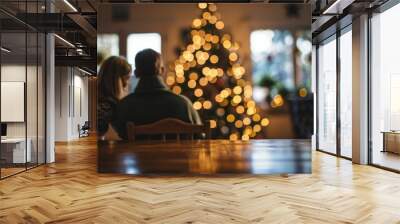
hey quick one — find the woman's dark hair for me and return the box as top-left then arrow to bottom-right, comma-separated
98,56 -> 132,100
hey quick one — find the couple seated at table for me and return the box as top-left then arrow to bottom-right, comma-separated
98,49 -> 202,140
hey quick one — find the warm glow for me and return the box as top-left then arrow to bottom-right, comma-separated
172,86 -> 182,94
244,127 -> 253,136
205,34 -> 212,42
194,88 -> 203,97
210,120 -> 217,128
203,100 -> 212,109
236,105 -> 245,114
198,51 -> 209,61
243,117 -> 251,125
187,44 -> 195,52
232,65 -> 245,78
197,59 -> 206,65
271,94 -> 284,107
232,95 -> 242,104
247,100 -> 256,108
203,43 -> 212,51
176,76 -> 185,84
241,135 -> 250,141
199,77 -> 208,86
215,94 -> 223,103
261,118 -> 270,127
215,21 -> 224,30
183,63 -> 190,70
202,12 -> 211,20
229,52 -> 238,61
233,86 -> 242,95
253,124 -> 262,133
244,88 -> 253,98
190,60 -> 197,67
192,35 -> 202,45
222,34 -> 231,41
198,3 -> 207,9
229,133 -> 238,141
220,89 -> 229,98
166,76 -> 175,86
232,42 -> 240,51
176,76 -> 185,83
192,19 -> 202,28
246,107 -> 256,115
299,87 -> 308,97
175,64 -> 184,73
193,101 -> 202,110
252,114 -> 261,122
188,80 -> 197,89
223,40 -> 232,49
183,51 -> 194,61
235,120 -> 243,128
208,3 -> 217,12
189,72 -> 198,80
202,67 -> 210,76
211,35 -> 219,44
237,79 -> 246,87
217,68 -> 224,77
208,16 -> 217,24
210,55 -> 219,64
220,99 -> 229,107
209,68 -> 218,77
227,114 -> 235,123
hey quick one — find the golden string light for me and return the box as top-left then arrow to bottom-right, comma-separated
215,21 -> 224,30
194,88 -> 203,97
172,86 -> 182,94
198,3 -> 207,9
188,80 -> 197,88
193,101 -> 202,110
170,3 -> 271,140
210,120 -> 217,128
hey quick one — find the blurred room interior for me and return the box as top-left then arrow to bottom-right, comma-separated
0,0 -> 400,223
97,3 -> 313,140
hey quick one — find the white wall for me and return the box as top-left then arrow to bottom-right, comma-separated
1,65 -> 38,137
54,67 -> 89,141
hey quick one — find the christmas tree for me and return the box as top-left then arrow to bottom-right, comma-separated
166,3 -> 270,140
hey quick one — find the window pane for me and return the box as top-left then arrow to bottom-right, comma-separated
1,31 -> 28,177
250,30 -> 294,89
318,38 -> 337,154
371,3 -> 400,170
127,33 -> 161,91
340,30 -> 352,158
97,34 -> 119,59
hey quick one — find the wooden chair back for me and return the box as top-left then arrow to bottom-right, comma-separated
126,118 -> 211,142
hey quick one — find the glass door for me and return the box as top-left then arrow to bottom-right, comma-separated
1,30 -> 28,178
0,1 -> 46,179
317,36 -> 337,154
339,28 -> 352,158
370,3 -> 400,171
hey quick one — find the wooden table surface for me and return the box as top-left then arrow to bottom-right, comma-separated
98,139 -> 311,175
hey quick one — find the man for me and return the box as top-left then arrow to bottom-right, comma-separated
112,48 -> 202,139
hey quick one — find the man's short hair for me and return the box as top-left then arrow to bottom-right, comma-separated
134,48 -> 161,78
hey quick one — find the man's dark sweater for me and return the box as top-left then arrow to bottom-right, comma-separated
112,75 -> 202,139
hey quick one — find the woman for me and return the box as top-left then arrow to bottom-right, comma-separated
97,56 -> 132,138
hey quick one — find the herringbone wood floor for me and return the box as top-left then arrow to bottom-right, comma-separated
1,136 -> 400,224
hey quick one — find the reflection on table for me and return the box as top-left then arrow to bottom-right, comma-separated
98,139 -> 311,175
